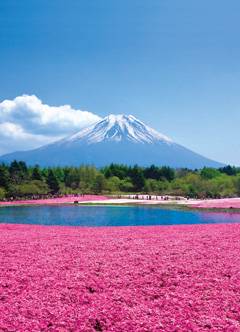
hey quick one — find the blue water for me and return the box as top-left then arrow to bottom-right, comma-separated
0,205 -> 240,226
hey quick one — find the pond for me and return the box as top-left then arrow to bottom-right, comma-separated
0,205 -> 240,226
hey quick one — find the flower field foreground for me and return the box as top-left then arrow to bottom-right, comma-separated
1,224 -> 240,331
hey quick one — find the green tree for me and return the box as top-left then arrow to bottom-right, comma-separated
130,166 -> 145,191
119,178 -> 134,192
144,179 -> 160,193
0,187 -> 6,200
144,165 -> 161,180
0,165 -> 10,189
14,181 -> 49,197
159,166 -> 175,182
106,176 -> 121,192
31,165 -> 42,181
47,170 -> 60,194
219,165 -> 237,176
200,167 -> 221,180
65,168 -> 80,189
92,174 -> 106,194
102,163 -> 129,180
9,160 -> 28,184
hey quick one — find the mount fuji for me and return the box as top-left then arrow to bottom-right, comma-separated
0,114 -> 223,168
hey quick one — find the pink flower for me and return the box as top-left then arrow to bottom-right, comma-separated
0,223 -> 240,331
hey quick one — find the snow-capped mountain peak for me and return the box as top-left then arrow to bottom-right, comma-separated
0,113 -> 224,168
65,114 -> 173,144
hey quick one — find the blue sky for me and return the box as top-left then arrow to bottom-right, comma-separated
0,0 -> 240,164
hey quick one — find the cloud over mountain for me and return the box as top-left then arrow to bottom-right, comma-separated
0,95 -> 101,155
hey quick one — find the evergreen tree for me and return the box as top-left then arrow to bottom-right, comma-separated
144,165 -> 161,180
65,168 -> 80,189
159,166 -> 175,182
47,170 -> 60,193
0,165 -> 10,189
9,160 -> 28,184
219,165 -> 237,176
130,165 -> 145,191
32,165 -> 42,181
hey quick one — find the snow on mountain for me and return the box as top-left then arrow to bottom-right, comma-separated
63,114 -> 172,145
0,114 -> 224,168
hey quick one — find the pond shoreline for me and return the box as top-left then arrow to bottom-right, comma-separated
1,195 -> 240,212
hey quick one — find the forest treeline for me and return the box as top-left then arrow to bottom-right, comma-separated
0,161 -> 240,200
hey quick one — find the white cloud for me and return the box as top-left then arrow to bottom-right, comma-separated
0,95 -> 101,155
0,122 -> 58,155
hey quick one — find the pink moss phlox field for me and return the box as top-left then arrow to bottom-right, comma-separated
1,224 -> 240,331
0,195 -> 108,206
189,198 -> 240,209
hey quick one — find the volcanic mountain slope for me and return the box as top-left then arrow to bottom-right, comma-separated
0,114 -> 224,168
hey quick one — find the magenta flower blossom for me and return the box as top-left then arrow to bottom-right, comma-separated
0,223 -> 240,331
189,198 -> 240,209
0,195 -> 108,206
